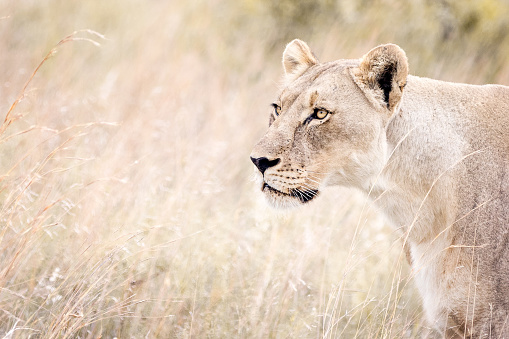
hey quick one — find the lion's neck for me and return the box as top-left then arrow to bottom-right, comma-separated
370,76 -> 466,244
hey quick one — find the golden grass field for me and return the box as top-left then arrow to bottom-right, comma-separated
1,0 -> 508,338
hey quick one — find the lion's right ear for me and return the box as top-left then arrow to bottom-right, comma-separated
352,44 -> 409,114
282,39 -> 318,82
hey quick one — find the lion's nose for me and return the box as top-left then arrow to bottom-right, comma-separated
250,157 -> 280,175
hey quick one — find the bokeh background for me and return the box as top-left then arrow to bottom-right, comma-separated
1,0 -> 508,338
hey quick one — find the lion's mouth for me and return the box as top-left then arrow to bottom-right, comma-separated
262,182 -> 318,203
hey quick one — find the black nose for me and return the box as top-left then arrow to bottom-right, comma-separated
250,157 -> 280,175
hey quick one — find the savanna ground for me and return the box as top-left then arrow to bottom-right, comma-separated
1,1 -> 508,338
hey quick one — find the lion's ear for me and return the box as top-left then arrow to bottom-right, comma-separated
282,39 -> 319,82
352,44 -> 408,113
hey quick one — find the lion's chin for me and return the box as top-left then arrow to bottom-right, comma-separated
262,183 -> 318,208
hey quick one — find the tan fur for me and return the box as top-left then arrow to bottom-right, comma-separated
250,40 -> 509,337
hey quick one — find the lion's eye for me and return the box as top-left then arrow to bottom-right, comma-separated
314,108 -> 329,120
272,104 -> 282,116
304,108 -> 331,125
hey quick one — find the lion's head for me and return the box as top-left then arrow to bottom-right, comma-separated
250,40 -> 409,208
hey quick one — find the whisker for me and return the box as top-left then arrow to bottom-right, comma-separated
305,170 -> 328,175
304,180 -> 322,189
302,188 -> 316,198
306,173 -> 324,181
291,188 -> 303,198
294,189 -> 307,202
295,188 -> 313,200
305,177 -> 322,186
300,183 -> 318,193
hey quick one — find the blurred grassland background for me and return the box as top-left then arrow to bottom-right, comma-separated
0,0 -> 508,338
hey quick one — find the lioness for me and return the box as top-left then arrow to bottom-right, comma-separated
250,40 -> 509,338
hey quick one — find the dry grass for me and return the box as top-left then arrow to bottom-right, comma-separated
0,0 -> 508,338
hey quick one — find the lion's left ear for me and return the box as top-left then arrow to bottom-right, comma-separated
282,39 -> 319,82
352,44 -> 408,114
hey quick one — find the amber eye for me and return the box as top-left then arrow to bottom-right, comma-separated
273,104 -> 281,116
315,109 -> 328,119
